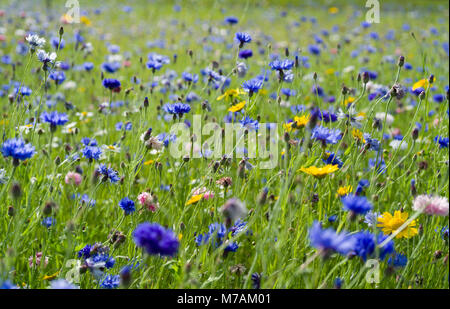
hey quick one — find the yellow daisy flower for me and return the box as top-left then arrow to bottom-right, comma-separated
352,129 -> 366,143
283,114 -> 310,132
377,211 -> 418,239
337,185 -> 353,197
412,77 -> 435,91
299,164 -> 339,179
228,101 -> 246,112
185,194 -> 203,206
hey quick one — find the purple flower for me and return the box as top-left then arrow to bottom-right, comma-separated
311,126 -> 341,145
342,195 -> 373,215
102,78 -> 121,90
238,49 -> 253,59
40,111 -> 69,128
1,138 -> 35,162
235,32 -> 252,47
119,197 -> 135,215
309,221 -> 355,256
133,223 -> 179,257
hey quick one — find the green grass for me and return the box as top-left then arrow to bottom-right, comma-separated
0,0 -> 448,289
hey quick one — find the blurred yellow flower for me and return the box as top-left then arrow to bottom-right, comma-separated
185,194 -> 203,206
144,159 -> 155,165
325,68 -> 335,75
377,211 -> 418,239
299,164 -> 339,179
80,16 -> 92,26
228,101 -> 246,112
328,7 -> 339,14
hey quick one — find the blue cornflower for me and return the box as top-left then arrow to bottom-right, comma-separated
40,111 -> 68,130
322,152 -> 343,168
101,62 -> 121,73
49,70 -> 66,84
433,94 -> 444,103
434,135 -> 449,148
377,233 -> 395,260
100,274 -> 120,289
235,32 -> 252,47
146,53 -> 170,71
83,62 -> 94,71
119,197 -> 135,215
311,108 -> 337,123
238,49 -> 253,59
1,138 -> 35,163
102,78 -> 121,90
353,231 -> 394,261
225,16 -> 239,25
164,102 -> 191,116
364,211 -> 379,227
82,144 -> 102,161
133,222 -> 179,257
308,44 -> 321,55
311,85 -> 324,97
195,222 -> 241,252
342,195 -> 373,216
97,164 -> 120,183
363,133 -> 381,151
51,37 -> 65,50
182,72 -> 199,83
42,217 -> 56,228
388,253 -> 408,268
78,244 -> 93,259
352,231 -> 376,261
355,179 -> 370,195
308,221 -> 356,256
312,126 -> 341,145
269,59 -> 294,71
91,254 -> 116,269
242,78 -> 263,96
115,122 -> 132,131
239,116 -> 259,131
36,49 -> 57,64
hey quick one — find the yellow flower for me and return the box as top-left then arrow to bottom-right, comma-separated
337,185 -> 353,197
80,16 -> 92,26
259,89 -> 268,96
377,211 -> 418,239
352,129 -> 366,143
43,271 -> 59,280
325,68 -> 335,75
299,164 -> 339,179
342,96 -> 355,106
283,114 -> 310,132
185,194 -> 203,206
144,159 -> 155,165
217,88 -> 244,102
178,233 -> 183,240
328,7 -> 339,14
228,101 -> 246,112
412,77 -> 436,91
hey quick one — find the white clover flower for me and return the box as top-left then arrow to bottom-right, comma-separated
26,34 -> 46,50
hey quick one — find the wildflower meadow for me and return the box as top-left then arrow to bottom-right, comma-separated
0,0 -> 449,291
